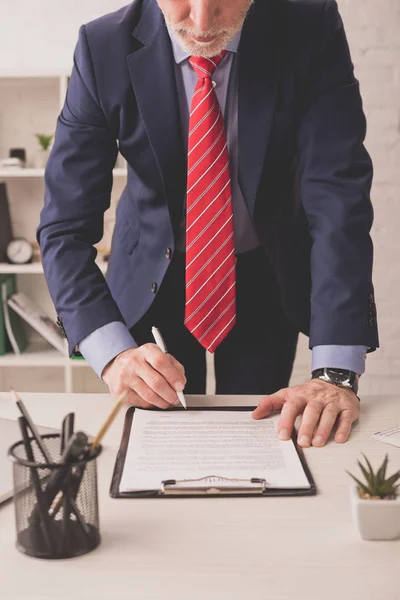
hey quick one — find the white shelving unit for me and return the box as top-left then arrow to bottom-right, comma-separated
0,168 -> 127,178
0,261 -> 108,275
0,72 -> 126,393
0,339 -> 98,394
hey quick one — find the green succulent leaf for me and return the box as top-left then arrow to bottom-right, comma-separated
376,454 -> 389,482
385,470 -> 400,488
357,460 -> 374,488
345,471 -> 371,496
377,483 -> 391,498
347,455 -> 399,498
361,453 -> 374,477
35,133 -> 54,151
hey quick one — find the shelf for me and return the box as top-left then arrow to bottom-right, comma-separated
0,340 -> 91,368
0,260 -> 108,275
0,263 -> 44,274
0,168 -> 127,178
0,70 -> 71,79
0,71 -> 113,391
0,341 -> 66,367
0,168 -> 45,177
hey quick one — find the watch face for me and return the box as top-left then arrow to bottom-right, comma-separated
6,238 -> 33,264
325,369 -> 352,385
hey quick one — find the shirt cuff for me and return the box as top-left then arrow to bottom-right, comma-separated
311,345 -> 368,375
79,321 -> 138,379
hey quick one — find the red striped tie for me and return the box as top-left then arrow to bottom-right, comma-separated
184,52 -> 236,353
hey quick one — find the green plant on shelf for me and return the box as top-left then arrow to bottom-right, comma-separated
346,453 -> 400,500
35,133 -> 54,151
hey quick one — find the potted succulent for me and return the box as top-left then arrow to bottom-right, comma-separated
34,133 -> 54,168
347,453 -> 400,540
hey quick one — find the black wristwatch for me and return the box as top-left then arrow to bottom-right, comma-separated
312,368 -> 359,395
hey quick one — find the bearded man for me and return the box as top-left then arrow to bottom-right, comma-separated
38,0 -> 379,448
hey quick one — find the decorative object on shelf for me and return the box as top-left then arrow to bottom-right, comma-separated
347,453 -> 400,540
9,148 -> 26,167
7,292 -> 68,356
34,133 -> 54,168
31,240 -> 41,263
6,237 -> 33,265
0,157 -> 24,169
0,183 -> 13,263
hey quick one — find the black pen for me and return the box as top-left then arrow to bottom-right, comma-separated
18,416 -> 57,554
60,412 -> 75,454
29,431 -> 89,525
11,388 -> 52,463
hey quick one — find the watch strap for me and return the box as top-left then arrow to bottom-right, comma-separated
312,368 -> 359,395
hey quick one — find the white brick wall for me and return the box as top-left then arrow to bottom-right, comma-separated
291,0 -> 400,395
0,0 -> 124,74
1,1 -> 399,394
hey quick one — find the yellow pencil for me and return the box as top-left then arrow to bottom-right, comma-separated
90,390 -> 129,453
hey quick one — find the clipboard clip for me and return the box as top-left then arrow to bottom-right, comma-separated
160,475 -> 268,496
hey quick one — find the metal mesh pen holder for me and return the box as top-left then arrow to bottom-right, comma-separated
8,433 -> 102,559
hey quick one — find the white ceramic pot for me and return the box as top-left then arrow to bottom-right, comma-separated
350,485 -> 400,540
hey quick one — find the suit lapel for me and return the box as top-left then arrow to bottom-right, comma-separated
127,0 -> 186,239
238,2 -> 280,218
127,0 -> 280,230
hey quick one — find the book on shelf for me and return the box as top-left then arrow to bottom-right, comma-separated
7,292 -> 68,356
0,274 -> 28,355
0,182 -> 13,262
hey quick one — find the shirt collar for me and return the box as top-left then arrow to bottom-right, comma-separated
167,26 -> 242,65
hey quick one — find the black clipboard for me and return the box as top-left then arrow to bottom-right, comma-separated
110,406 -> 317,498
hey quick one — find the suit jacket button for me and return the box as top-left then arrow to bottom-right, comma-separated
165,248 -> 172,260
151,282 -> 158,294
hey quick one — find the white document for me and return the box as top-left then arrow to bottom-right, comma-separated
119,409 -> 311,493
371,426 -> 400,448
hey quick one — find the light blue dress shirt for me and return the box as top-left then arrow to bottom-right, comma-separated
79,27 -> 368,379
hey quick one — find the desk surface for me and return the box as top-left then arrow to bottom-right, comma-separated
0,392 -> 399,600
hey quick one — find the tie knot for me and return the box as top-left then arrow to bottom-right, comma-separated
189,51 -> 227,79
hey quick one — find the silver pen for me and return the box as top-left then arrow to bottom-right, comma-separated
151,326 -> 187,409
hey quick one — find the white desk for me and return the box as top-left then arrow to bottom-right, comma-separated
0,393 -> 399,600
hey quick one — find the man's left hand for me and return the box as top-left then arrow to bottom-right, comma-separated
252,379 -> 360,447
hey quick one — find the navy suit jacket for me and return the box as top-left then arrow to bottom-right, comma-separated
37,0 -> 379,356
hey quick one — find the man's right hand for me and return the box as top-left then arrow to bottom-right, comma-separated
102,344 -> 186,409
